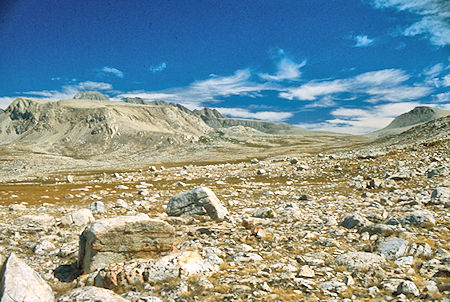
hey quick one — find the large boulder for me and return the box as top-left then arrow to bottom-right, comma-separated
167,186 -> 228,221
78,216 -> 175,273
0,253 -> 55,302
334,252 -> 385,272
57,286 -> 128,302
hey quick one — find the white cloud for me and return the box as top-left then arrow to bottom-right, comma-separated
298,102 -> 422,134
280,80 -> 347,101
213,107 -> 293,122
0,97 -> 15,109
259,57 -> 306,81
354,35 -> 375,47
22,81 -> 113,100
354,69 -> 409,86
280,68 -> 431,102
149,62 -> 167,73
371,0 -> 450,46
77,81 -> 112,90
118,69 -> 274,109
101,66 -> 124,78
433,92 -> 450,103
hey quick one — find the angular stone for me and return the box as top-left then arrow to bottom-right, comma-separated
78,216 -> 175,273
377,237 -> 409,260
396,280 -> 420,297
399,210 -> 435,227
430,187 -> 450,205
61,209 -> 95,227
57,286 -> 127,302
340,214 -> 369,229
0,253 -> 55,302
334,252 -> 385,272
167,186 -> 228,221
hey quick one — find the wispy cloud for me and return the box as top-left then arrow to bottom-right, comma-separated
259,53 -> 306,81
149,62 -> 167,73
371,0 -> 450,46
101,66 -> 124,78
23,81 -> 113,100
354,35 -> 375,47
298,102 -> 422,134
279,68 -> 431,103
119,69 -> 273,109
213,107 -> 293,122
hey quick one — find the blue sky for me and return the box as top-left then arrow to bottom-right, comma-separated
0,0 -> 448,134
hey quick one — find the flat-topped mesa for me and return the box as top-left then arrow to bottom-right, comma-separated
73,91 -> 109,101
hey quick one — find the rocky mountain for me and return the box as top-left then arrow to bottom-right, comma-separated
369,106 -> 450,138
0,97 -> 212,157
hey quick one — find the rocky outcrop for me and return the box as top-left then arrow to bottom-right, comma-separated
78,216 -> 175,273
0,253 -> 55,302
167,186 -> 228,220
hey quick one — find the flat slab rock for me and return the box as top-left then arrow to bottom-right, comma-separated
167,186 -> 228,220
0,253 -> 55,302
78,216 -> 175,273
57,286 -> 128,302
334,252 -> 386,272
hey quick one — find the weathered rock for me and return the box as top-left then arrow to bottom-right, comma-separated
89,201 -> 106,214
396,280 -> 420,297
298,265 -> 315,278
252,207 -> 276,218
13,214 -> 55,232
430,187 -> 450,205
61,209 -> 95,227
0,253 -> 55,302
57,286 -> 128,302
78,216 -> 175,273
167,186 -> 228,221
377,237 -> 409,260
334,252 -> 385,272
398,210 -> 435,226
359,223 -> 396,236
93,251 -> 216,291
340,213 -> 369,229
427,165 -> 448,178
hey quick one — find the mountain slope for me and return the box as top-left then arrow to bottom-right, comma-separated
369,106 -> 450,138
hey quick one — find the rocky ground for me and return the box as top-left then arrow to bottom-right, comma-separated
0,136 -> 449,301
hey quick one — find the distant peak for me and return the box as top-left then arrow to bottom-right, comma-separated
73,91 -> 109,101
385,106 -> 449,130
193,107 -> 228,119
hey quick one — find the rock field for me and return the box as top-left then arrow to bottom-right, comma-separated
0,132 -> 449,301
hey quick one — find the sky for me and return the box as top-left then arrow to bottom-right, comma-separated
0,0 -> 449,134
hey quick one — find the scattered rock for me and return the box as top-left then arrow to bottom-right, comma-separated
340,213 -> 369,229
